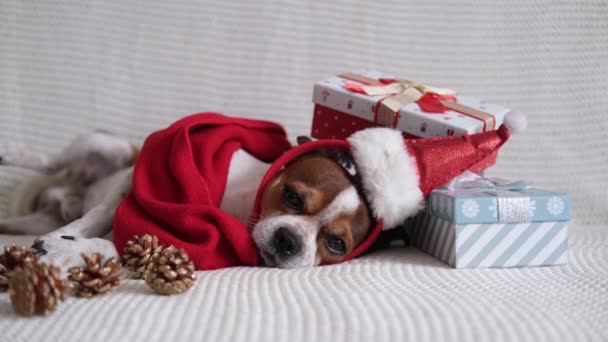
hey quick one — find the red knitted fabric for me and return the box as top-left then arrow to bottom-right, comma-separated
113,113 -> 291,270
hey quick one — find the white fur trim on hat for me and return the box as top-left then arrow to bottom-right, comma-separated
347,128 -> 424,230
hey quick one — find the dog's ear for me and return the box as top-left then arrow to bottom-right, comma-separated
297,136 -> 313,146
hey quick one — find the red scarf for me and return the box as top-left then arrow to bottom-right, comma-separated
113,113 -> 292,270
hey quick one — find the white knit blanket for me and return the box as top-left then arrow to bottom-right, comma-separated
1,226 -> 607,342
1,0 -> 606,341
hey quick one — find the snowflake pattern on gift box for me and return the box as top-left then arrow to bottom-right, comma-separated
547,197 -> 565,216
529,200 -> 537,217
489,198 -> 498,218
461,199 -> 480,218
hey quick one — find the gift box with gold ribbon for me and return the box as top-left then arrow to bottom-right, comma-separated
312,70 -> 512,139
311,70 -> 515,172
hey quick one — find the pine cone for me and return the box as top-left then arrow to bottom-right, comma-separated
8,263 -> 67,316
0,244 -> 40,292
68,253 -> 125,297
145,246 -> 196,295
122,234 -> 163,279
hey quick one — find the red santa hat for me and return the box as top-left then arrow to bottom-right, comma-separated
114,111 -> 525,270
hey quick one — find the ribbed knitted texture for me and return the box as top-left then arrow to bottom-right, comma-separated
1,225 -> 607,342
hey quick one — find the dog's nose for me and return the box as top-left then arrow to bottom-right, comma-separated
273,227 -> 301,257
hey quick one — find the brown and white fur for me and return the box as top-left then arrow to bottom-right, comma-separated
0,133 -> 372,271
253,140 -> 371,268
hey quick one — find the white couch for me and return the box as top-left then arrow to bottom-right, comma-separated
1,1 -> 607,341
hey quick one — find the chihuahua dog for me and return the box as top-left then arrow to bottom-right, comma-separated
0,132 -> 372,271
253,137 -> 371,268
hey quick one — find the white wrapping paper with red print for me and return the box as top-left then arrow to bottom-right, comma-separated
311,70 -> 511,139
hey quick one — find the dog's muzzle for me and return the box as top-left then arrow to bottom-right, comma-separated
252,215 -> 318,268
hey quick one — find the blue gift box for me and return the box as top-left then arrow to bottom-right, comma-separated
430,178 -> 571,224
407,173 -> 571,268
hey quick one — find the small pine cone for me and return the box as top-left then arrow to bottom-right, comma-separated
145,246 -> 196,295
68,253 -> 125,298
122,234 -> 163,279
0,244 -> 40,292
8,263 -> 67,316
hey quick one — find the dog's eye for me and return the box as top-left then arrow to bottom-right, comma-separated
325,236 -> 346,255
282,186 -> 303,211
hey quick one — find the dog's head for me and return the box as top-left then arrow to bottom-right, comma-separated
252,137 -> 372,268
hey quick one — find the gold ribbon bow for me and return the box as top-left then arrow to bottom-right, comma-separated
375,78 -> 456,127
339,73 -> 496,130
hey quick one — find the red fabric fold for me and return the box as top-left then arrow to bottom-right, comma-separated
113,113 -> 292,270
406,124 -> 511,196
